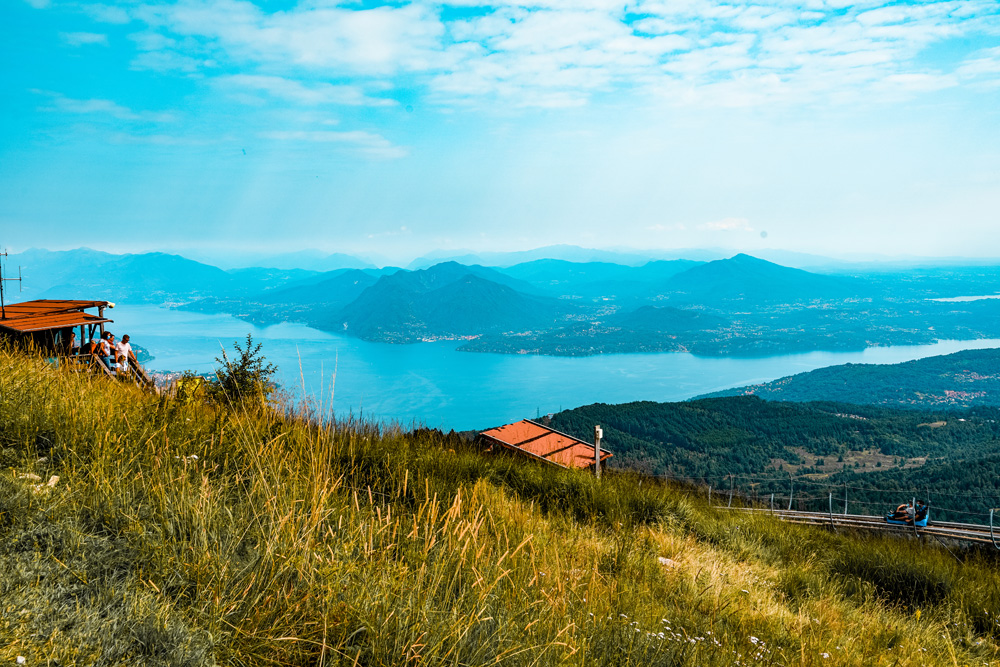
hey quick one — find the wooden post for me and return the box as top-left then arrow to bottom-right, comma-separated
594,425 -> 603,479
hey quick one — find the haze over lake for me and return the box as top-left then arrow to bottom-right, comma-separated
110,305 -> 1000,431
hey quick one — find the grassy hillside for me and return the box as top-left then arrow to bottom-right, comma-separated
2,347 -> 1000,665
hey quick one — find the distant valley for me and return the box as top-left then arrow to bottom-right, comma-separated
11,247 -> 1000,358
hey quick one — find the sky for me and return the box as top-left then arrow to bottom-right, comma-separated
1,0 -> 999,264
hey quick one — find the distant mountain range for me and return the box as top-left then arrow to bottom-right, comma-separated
9,247 -> 1000,358
660,253 -> 860,303
699,347 -> 1000,409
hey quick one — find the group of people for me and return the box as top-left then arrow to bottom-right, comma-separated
888,500 -> 929,524
67,330 -> 136,375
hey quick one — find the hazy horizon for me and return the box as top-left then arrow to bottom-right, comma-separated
6,242 -> 1000,272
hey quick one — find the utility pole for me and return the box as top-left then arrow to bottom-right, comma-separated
594,424 -> 603,479
0,250 -> 23,320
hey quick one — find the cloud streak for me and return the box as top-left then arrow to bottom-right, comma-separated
86,0 -> 1000,110
260,129 -> 408,159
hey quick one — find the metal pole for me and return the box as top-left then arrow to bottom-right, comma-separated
707,485 -> 712,506
0,250 -> 6,319
787,474 -> 794,511
728,474 -> 734,508
770,493 -> 774,514
593,425 -> 602,480
991,509 -> 1000,550
844,482 -> 848,515
829,492 -> 837,532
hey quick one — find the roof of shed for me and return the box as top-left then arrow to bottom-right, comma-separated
1,300 -> 110,319
0,299 -> 112,333
479,419 -> 612,469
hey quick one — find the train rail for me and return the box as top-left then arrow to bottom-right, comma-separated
729,507 -> 1000,547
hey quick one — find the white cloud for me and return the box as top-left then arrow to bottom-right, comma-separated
60,32 -> 110,47
83,4 -> 132,24
23,0 -> 50,8
260,129 -> 407,158
700,217 -> 753,232
135,0 -> 447,76
35,91 -> 175,123
218,74 -> 395,107
106,0 -> 1000,110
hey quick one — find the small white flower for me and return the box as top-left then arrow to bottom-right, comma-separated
17,658 -> 26,665
750,636 -> 759,645
821,653 -> 830,659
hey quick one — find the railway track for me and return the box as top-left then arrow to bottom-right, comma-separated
730,507 -> 1000,547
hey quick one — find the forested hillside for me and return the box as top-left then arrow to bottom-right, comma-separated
546,397 -> 1000,523
702,347 -> 1000,409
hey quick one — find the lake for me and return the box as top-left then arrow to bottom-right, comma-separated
107,305 -> 1000,431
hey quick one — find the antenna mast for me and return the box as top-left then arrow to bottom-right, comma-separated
0,250 -> 24,320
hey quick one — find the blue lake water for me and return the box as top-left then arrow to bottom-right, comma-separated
107,305 -> 1000,431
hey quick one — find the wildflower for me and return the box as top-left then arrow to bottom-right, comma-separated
821,653 -> 830,659
17,658 -> 26,665
750,636 -> 760,645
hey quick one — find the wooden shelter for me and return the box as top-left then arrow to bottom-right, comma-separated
478,419 -> 612,471
0,299 -> 152,387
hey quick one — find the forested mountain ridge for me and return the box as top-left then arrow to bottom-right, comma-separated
543,396 -> 1000,522
14,248 -> 1000,359
700,347 -> 1000,409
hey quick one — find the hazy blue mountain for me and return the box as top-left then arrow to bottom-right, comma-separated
171,249 -> 376,271
374,261 -> 542,296
30,251 -> 237,303
406,245 -> 673,269
499,258 -> 703,301
337,268 -> 569,342
699,347 -> 1000,409
662,253 -> 859,304
226,267 -> 321,294
259,269 -> 378,306
11,247 -> 120,298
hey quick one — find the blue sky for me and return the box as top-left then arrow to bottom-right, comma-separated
2,0 -> 999,263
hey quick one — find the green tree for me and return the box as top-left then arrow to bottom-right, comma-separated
212,334 -> 277,402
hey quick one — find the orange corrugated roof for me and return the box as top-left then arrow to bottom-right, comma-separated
1,299 -> 110,319
479,419 -> 612,470
0,299 -> 112,333
0,311 -> 110,333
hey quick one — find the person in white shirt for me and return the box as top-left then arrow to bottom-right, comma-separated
115,334 -> 135,373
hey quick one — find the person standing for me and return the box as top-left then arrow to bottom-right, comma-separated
115,334 -> 136,375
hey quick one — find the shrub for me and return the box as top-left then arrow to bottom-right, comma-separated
210,334 -> 277,403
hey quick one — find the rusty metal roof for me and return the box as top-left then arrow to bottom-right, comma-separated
1,300 -> 111,319
0,312 -> 110,333
0,299 -> 112,333
479,419 -> 612,470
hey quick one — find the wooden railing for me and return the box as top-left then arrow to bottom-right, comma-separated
68,353 -> 154,389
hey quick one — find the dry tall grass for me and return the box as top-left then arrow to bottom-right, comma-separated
1,345 -> 999,666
